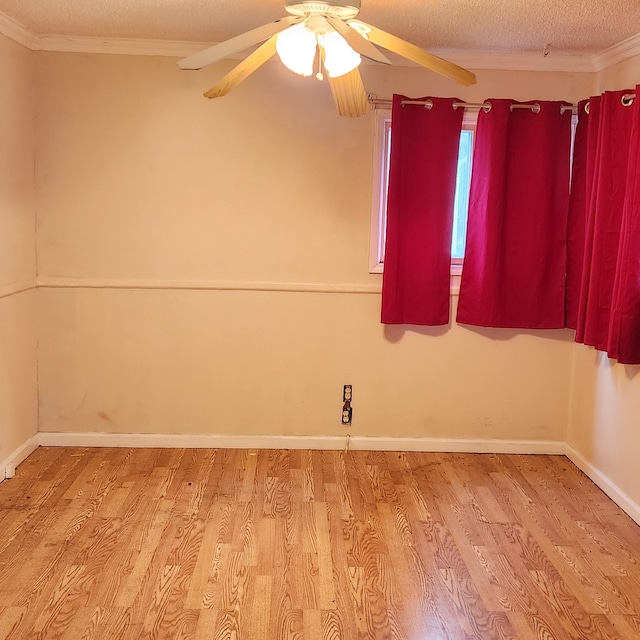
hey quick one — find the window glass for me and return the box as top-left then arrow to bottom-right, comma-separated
370,111 -> 475,274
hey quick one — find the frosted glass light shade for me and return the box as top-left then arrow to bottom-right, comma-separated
276,24 -> 317,77
318,31 -> 361,78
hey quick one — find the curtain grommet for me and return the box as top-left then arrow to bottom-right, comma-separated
622,93 -> 635,107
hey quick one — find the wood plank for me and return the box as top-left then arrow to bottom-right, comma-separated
0,607 -> 24,638
0,447 -> 639,638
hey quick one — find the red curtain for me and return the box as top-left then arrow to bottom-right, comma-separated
381,95 -> 463,325
456,100 -> 572,328
571,87 -> 640,364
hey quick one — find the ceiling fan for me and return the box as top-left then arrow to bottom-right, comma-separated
178,0 -> 476,117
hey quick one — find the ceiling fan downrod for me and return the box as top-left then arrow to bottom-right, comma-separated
284,0 -> 361,19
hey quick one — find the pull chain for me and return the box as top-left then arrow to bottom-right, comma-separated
316,49 -> 324,81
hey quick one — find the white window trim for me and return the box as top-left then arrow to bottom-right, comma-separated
369,109 -> 391,274
369,108 -> 478,276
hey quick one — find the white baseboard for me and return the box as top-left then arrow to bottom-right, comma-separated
565,445 -> 640,527
1,434 -> 39,481
36,431 -> 565,455
8,431 -> 640,526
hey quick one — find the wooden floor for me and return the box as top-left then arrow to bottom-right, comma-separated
1,448 -> 640,639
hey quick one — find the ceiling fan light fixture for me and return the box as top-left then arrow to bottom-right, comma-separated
180,0 -> 476,114
284,0 -> 361,20
318,31 -> 361,77
276,23 -> 317,76
346,20 -> 370,38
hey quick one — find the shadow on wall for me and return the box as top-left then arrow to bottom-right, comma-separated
383,322 -> 575,345
626,364 -> 640,381
383,324 -> 449,343
457,325 -> 575,344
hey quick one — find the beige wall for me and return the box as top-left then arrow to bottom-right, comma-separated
3,28 -> 639,514
38,287 -> 575,440
34,52 -> 593,442
0,34 -> 36,284
566,55 -> 640,511
0,33 -> 38,464
596,55 -> 640,92
568,348 -> 640,510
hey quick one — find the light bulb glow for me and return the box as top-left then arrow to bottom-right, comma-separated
318,30 -> 361,78
276,24 -> 317,77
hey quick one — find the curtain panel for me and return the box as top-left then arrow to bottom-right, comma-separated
381,89 -> 640,364
456,99 -> 573,328
381,95 -> 463,326
570,87 -> 640,364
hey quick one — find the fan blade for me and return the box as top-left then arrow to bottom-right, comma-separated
322,15 -> 390,65
350,20 -> 476,86
204,35 -> 278,98
178,15 -> 301,70
326,67 -> 370,117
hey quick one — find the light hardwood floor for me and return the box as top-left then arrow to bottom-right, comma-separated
1,447 -> 640,639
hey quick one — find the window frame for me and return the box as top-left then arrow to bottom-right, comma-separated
369,108 -> 478,276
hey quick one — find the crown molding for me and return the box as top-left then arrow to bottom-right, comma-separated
434,48 -> 596,73
1,8 -> 638,74
0,10 -> 37,49
592,31 -> 640,72
28,35 -> 600,73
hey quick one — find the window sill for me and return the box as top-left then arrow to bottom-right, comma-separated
369,262 -> 463,276
369,263 -> 462,297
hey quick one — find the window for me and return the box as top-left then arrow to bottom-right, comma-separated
369,109 -> 476,274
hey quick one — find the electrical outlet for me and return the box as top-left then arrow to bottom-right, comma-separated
342,385 -> 352,425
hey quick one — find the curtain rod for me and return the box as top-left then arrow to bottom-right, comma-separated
368,92 -> 637,115
368,97 -> 575,114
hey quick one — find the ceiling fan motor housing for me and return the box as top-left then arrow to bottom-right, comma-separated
284,0 -> 361,19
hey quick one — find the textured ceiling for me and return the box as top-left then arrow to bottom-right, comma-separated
1,0 -> 639,55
